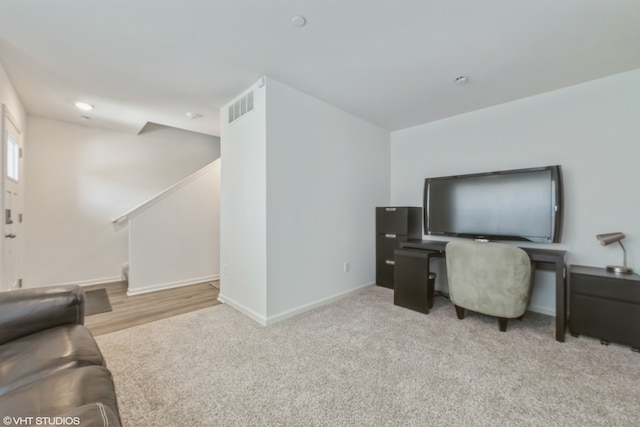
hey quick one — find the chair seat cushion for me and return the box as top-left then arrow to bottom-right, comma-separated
0,366 -> 119,420
0,325 -> 105,395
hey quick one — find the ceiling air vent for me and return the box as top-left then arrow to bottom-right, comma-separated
228,90 -> 254,124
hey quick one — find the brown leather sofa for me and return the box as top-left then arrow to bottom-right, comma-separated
0,286 -> 121,426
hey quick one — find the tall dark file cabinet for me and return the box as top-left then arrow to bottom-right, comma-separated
375,207 -> 422,289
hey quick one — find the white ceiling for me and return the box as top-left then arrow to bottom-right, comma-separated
0,1 -> 638,137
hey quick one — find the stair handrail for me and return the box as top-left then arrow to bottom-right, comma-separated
111,159 -> 220,225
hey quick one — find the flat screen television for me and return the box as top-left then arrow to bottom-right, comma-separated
424,165 -> 563,243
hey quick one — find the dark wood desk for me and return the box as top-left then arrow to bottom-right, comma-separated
398,239 -> 568,342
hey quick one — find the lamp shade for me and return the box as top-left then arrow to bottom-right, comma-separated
595,232 -> 632,274
596,232 -> 625,246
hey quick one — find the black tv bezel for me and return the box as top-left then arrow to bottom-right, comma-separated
423,165 -> 563,243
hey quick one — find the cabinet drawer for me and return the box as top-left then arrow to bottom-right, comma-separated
376,207 -> 410,234
570,294 -> 640,348
376,258 -> 395,288
571,273 -> 640,304
376,234 -> 408,260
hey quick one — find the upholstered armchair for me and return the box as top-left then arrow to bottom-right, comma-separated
445,240 -> 533,331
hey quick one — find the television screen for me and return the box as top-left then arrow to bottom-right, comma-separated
424,166 -> 563,243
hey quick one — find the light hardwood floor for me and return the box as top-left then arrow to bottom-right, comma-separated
84,281 -> 220,336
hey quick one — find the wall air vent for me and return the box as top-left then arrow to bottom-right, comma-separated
228,90 -> 254,124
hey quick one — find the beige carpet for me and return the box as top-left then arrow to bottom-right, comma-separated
96,286 -> 640,426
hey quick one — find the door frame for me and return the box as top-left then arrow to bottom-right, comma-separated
1,104 -> 25,291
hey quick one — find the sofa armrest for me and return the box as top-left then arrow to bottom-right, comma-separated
0,285 -> 85,345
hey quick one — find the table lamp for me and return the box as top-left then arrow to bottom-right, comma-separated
596,232 -> 633,274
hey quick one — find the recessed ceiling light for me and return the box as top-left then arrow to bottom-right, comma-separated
75,101 -> 94,111
454,76 -> 468,85
292,15 -> 306,27
186,112 -> 203,119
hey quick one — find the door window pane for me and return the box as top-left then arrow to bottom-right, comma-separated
7,135 -> 19,182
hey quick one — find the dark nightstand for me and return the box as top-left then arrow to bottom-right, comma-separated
569,265 -> 640,351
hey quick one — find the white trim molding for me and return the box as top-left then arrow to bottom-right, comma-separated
219,282 -> 376,326
126,275 -> 220,296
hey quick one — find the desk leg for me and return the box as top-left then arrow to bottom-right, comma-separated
393,249 -> 434,314
555,263 -> 566,342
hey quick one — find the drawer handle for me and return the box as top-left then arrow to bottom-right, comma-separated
385,207 -> 397,212
385,260 -> 395,266
385,234 -> 397,239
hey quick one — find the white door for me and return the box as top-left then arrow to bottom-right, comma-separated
1,106 -> 24,291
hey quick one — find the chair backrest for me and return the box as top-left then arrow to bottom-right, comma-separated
445,240 -> 533,319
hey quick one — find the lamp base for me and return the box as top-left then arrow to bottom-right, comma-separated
605,265 -> 633,274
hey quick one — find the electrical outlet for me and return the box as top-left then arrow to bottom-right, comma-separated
344,261 -> 350,273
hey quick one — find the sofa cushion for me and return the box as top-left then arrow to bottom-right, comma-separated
0,325 -> 105,395
0,365 -> 119,420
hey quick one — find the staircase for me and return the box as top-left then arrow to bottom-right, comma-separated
112,160 -> 220,296
122,262 -> 129,282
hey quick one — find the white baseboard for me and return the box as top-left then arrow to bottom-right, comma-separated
219,282 -> 376,327
38,276 -> 124,289
216,293 -> 267,325
0,282 -> 22,291
127,274 -> 220,296
265,282 -> 376,325
527,303 -> 555,317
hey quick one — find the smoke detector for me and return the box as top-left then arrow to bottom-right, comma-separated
292,15 -> 307,27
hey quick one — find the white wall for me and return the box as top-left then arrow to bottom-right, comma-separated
219,83 -> 268,321
0,63 -> 26,130
391,69 -> 640,315
219,77 -> 390,325
265,78 -> 390,320
128,160 -> 220,295
24,117 -> 220,287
